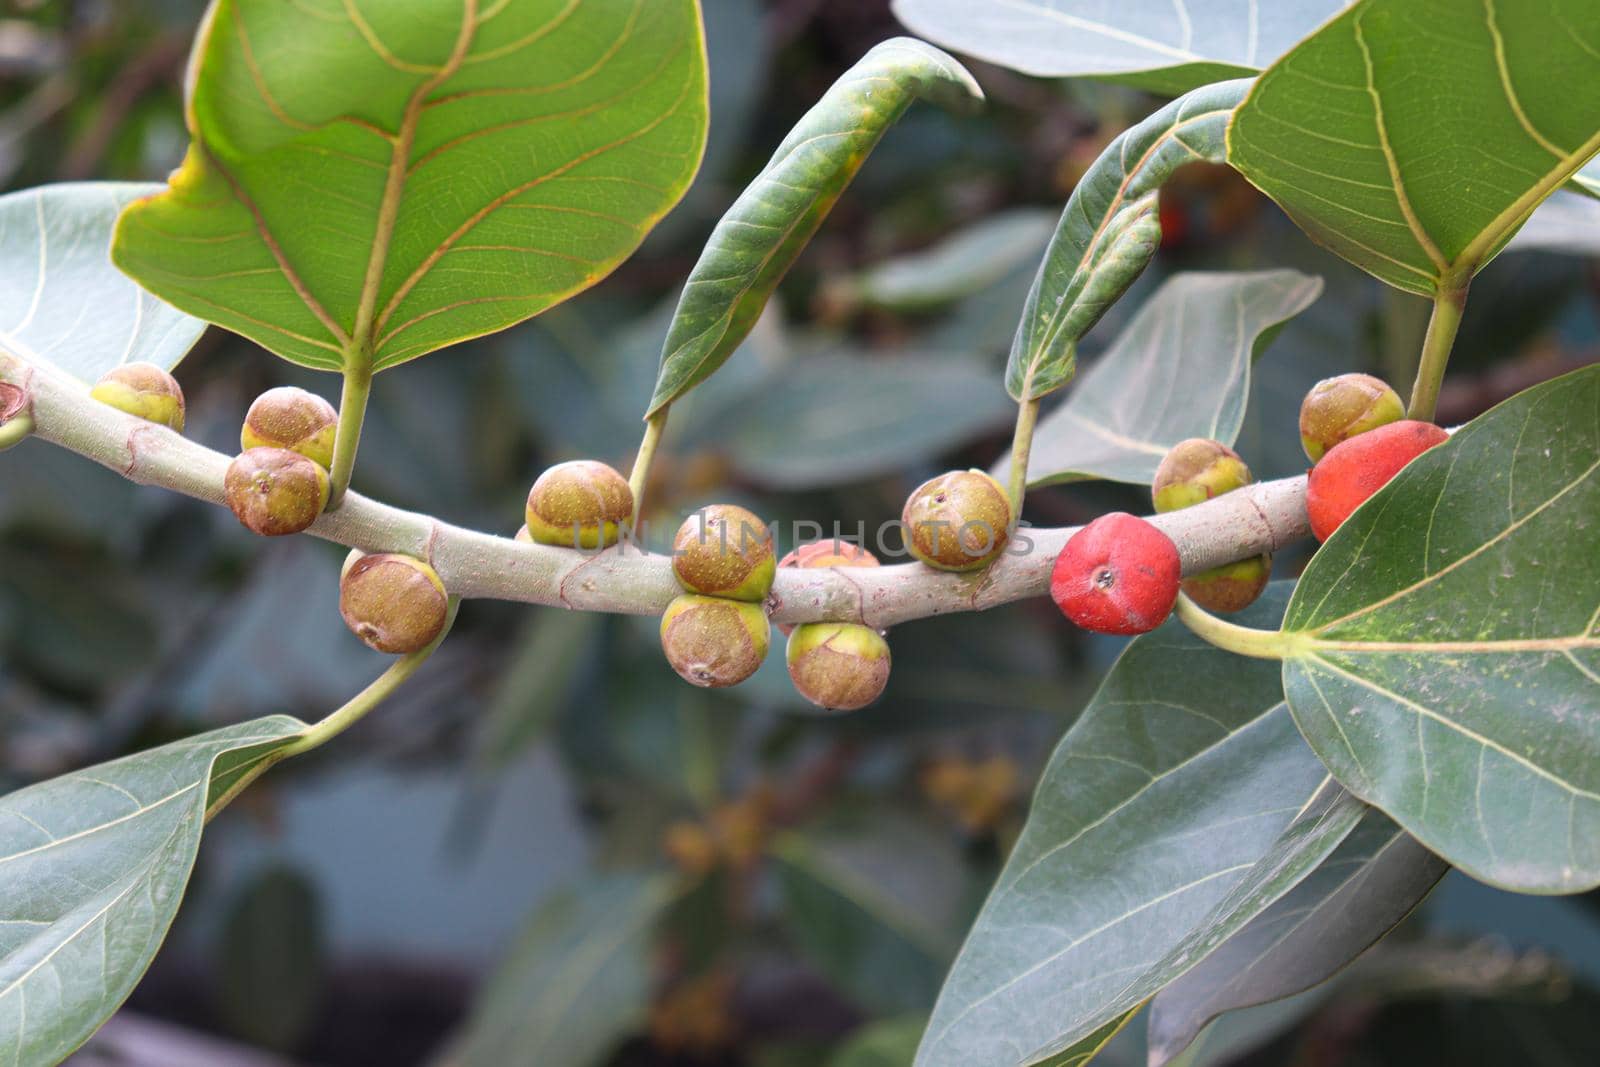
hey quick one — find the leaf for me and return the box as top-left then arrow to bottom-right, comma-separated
216,864 -> 324,1051
1280,364 -> 1600,893
1227,0 -> 1600,296
0,716 -> 306,1065
0,183 -> 207,382
1006,80 -> 1251,402
473,610 -> 603,772
1147,812 -> 1447,1066
454,872 -> 680,1067
724,353 -> 1013,489
915,585 -> 1364,1067
848,209 -> 1057,312
113,0 -> 709,373
646,37 -> 982,414
999,269 -> 1322,488
892,0 -> 1351,94
829,1016 -> 928,1067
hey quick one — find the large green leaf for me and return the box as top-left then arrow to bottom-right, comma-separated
453,872 -> 680,1067
1006,80 -> 1250,402
846,208 -> 1056,312
0,183 -> 207,382
916,586 -> 1364,1067
1146,812 -> 1446,1066
1281,364 -> 1600,893
1228,0 -> 1600,296
0,716 -> 305,1065
113,0 -> 708,372
645,37 -> 981,414
891,0 -> 1350,94
999,269 -> 1322,488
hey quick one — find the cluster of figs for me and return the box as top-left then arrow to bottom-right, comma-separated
87,362 -> 1445,713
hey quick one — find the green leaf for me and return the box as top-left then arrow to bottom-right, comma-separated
1227,0 -> 1600,296
1001,269 -> 1322,488
1147,812 -> 1447,1066
454,872 -> 681,1067
916,585 -> 1364,1067
0,716 -> 305,1065
847,208 -> 1056,312
829,1016 -> 928,1067
1028,1012 -> 1140,1067
216,865 -> 324,1052
113,0 -> 709,373
1006,80 -> 1250,401
646,37 -> 982,414
724,353 -> 1013,490
0,183 -> 207,382
1280,364 -> 1600,893
891,0 -> 1349,93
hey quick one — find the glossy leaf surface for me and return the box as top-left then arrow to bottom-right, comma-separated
1283,364 -> 1600,892
114,0 -> 709,372
647,37 -> 981,414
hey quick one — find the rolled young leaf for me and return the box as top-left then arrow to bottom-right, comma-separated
646,37 -> 982,415
114,0 -> 709,372
0,717 -> 306,1065
1006,79 -> 1250,401
1281,364 -> 1600,893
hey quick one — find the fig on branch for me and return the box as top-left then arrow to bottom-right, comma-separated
89,362 -> 185,432
1299,372 -> 1404,462
672,504 -> 775,601
660,593 -> 770,688
339,552 -> 449,654
241,386 -> 337,468
776,539 -> 880,635
902,469 -> 1011,572
1151,438 -> 1270,613
524,459 -> 634,549
1051,512 -> 1180,635
224,447 -> 329,536
1306,419 -> 1448,540
786,621 -> 891,712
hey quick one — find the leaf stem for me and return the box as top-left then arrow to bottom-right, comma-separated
1406,283 -> 1468,421
629,407 -> 668,532
1006,397 -> 1040,522
1173,593 -> 1296,660
326,361 -> 373,510
0,410 -> 33,451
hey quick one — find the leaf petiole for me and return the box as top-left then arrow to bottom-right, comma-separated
628,407 -> 668,533
325,360 -> 373,509
1173,593 -> 1299,660
1406,282 -> 1469,422
1005,395 -> 1039,522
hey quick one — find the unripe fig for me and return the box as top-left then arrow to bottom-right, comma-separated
1051,512 -> 1181,635
660,593 -> 770,688
339,552 -> 448,654
1299,373 -> 1404,462
224,447 -> 329,536
786,622 -> 890,712
241,386 -> 337,468
1306,419 -> 1448,540
902,469 -> 1011,571
90,362 -> 185,431
524,460 -> 634,549
672,505 -> 775,601
776,539 -> 880,635
1152,438 -> 1270,614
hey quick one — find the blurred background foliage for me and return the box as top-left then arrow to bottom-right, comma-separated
1,2 -> 1598,1065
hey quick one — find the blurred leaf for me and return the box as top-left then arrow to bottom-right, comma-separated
829,1016 -> 928,1067
1282,365 -> 1600,892
453,872 -> 681,1067
1147,812 -> 1447,1066
849,209 -> 1056,312
474,610 -> 603,772
217,865 -> 324,1052
647,38 -> 982,414
915,585 -> 1364,1067
1507,191 -> 1600,255
774,811 -> 971,1015
1229,0 -> 1600,296
0,183 -> 205,381
891,0 -> 1349,92
1006,80 -> 1249,401
724,354 -> 1011,489
1030,1013 -> 1140,1067
114,0 -> 708,371
0,716 -> 306,1065
1003,269 -> 1322,487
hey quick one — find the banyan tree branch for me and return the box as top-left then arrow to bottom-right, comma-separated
3,354 -> 1310,629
